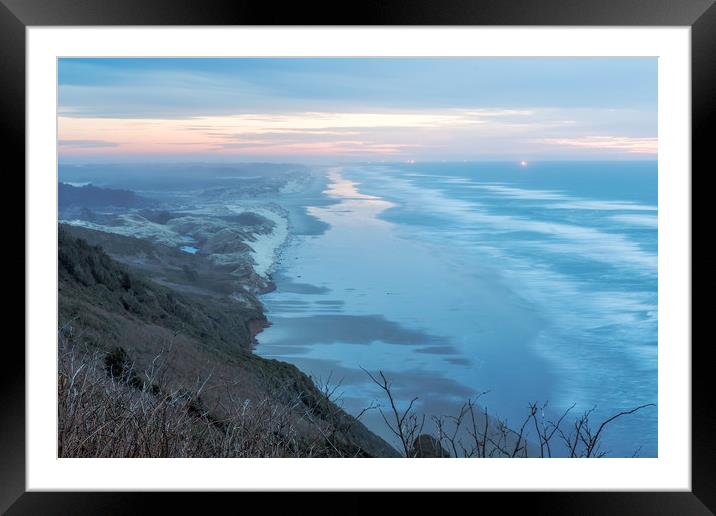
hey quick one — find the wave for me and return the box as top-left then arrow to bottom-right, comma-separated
346,165 -> 658,276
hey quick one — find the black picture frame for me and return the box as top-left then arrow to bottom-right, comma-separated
4,0 -> 710,512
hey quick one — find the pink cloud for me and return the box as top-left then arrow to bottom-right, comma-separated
538,136 -> 657,154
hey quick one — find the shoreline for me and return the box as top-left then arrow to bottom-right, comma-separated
249,167 -> 331,347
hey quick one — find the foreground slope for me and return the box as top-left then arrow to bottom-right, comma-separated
58,226 -> 399,457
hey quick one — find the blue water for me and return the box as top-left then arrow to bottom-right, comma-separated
257,161 -> 658,457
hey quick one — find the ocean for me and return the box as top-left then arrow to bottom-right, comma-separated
256,161 -> 658,457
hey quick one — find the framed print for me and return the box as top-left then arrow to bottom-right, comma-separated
4,0 -> 711,512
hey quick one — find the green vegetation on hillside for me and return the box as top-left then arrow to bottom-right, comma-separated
59,226 -> 264,352
58,227 -> 399,458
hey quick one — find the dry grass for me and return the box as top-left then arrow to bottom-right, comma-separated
58,330 -> 356,458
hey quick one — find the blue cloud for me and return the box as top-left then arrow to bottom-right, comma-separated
58,57 -> 657,117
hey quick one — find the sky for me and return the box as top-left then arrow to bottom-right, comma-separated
57,58 -> 657,163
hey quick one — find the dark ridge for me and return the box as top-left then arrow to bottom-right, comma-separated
59,182 -> 147,210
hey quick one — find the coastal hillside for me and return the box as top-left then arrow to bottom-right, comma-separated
59,202 -> 285,295
60,223 -> 273,301
58,226 -> 399,458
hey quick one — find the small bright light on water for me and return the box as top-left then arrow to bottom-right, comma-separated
520,160 -> 529,166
